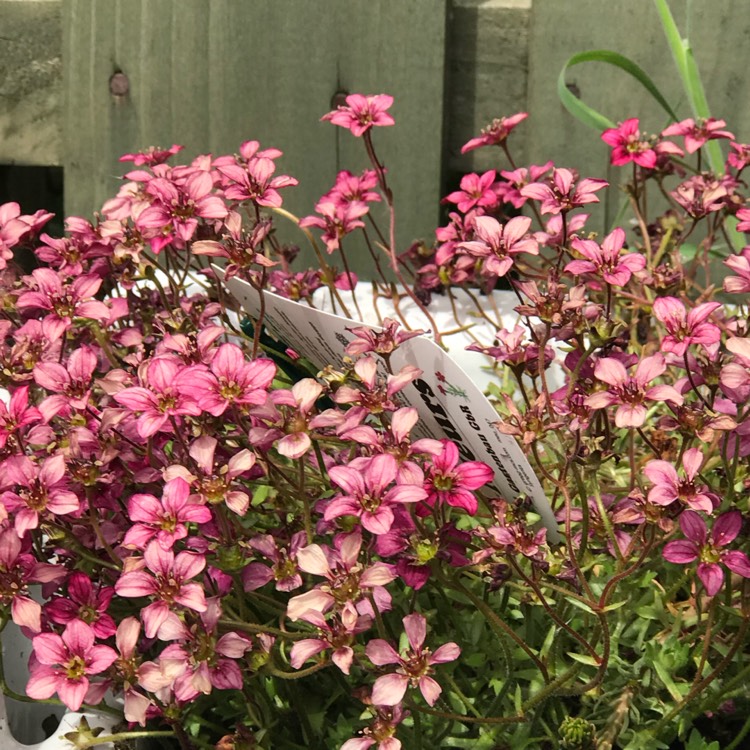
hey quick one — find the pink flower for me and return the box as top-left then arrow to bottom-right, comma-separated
33,345 -> 98,421
1,454 -> 81,536
661,118 -> 734,154
114,356 -> 202,439
123,477 -> 212,550
0,386 -> 41,451
663,510 -> 750,596
644,448 -> 717,513
115,541 -> 207,638
652,297 -> 721,356
46,572 -> 117,639
366,613 -> 460,706
345,318 -> 424,356
584,354 -> 683,428
119,144 -> 183,166
325,454 -> 428,535
177,344 -> 275,417
299,200 -> 369,254
601,118 -> 657,168
723,247 -> 750,295
341,705 -> 408,750
0,528 -> 65,633
520,168 -> 607,215
322,94 -> 395,137
460,113 -> 528,154
217,152 -> 298,209
566,227 -> 645,286
458,215 -> 538,278
423,441 -> 493,515
443,171 -> 499,214
286,532 -> 396,621
242,531 -> 307,593
26,620 -> 118,711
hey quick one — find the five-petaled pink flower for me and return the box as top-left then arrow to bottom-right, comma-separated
0,386 -> 41,451
661,118 -> 734,154
461,112 -> 528,154
325,454 -> 428,535
366,612 -> 460,706
423,441 -> 493,516
458,215 -> 539,278
601,118 -> 657,168
299,200 -> 370,253
644,448 -> 717,513
567,227 -> 645,286
443,171 -> 499,213
584,354 -> 683,428
46,571 -> 117,639
520,168 -> 607,215
663,510 -> 750,596
26,620 -> 118,711
345,318 -> 424,356
322,94 -> 395,137
123,476 -> 212,550
652,297 -> 722,356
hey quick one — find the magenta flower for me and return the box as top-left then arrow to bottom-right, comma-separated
601,118 -> 657,168
46,571 -> 117,639
26,620 -> 118,711
458,215 -> 538,278
341,705 -> 408,750
661,118 -> 734,154
566,227 -> 645,286
119,143 -> 183,166
663,510 -> 750,596
325,454 -> 428,535
217,153 -> 298,209
1,454 -> 81,536
652,297 -> 722,356
33,345 -> 98,421
520,168 -> 607,215
423,441 -> 493,515
366,613 -> 460,706
443,171 -> 499,214
321,94 -> 395,137
115,541 -> 207,638
460,112 -> 528,153
176,343 -> 275,417
644,448 -> 717,513
123,477 -> 212,550
584,354 -> 683,428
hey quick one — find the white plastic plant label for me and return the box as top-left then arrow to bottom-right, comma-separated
221,273 -> 561,541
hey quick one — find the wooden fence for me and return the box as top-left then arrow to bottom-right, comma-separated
2,0 -> 750,262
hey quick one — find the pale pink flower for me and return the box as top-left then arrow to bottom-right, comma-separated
584,354 -> 683,428
0,528 -> 65,633
123,477 -> 212,550
652,297 -> 722,356
325,454 -> 428,535
299,200 -> 369,254
661,118 -> 734,154
366,613 -> 460,706
496,162 -> 553,208
460,112 -> 528,153
721,337 -> 750,403
27,620 -> 118,711
601,118 -> 657,168
663,510 -> 750,596
723,247 -> 750,295
644,448 -> 717,513
286,532 -> 396,621
672,176 -> 728,218
322,94 -> 395,137
458,215 -> 538,277
567,227 -> 645,286
345,319 -> 424,356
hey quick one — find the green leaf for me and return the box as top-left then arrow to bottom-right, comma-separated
558,49 -> 679,132
567,651 -> 600,667
652,660 -> 687,703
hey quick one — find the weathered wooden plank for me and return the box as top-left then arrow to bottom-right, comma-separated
62,0 -> 447,273
526,0 -> 750,232
0,0 -> 62,166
